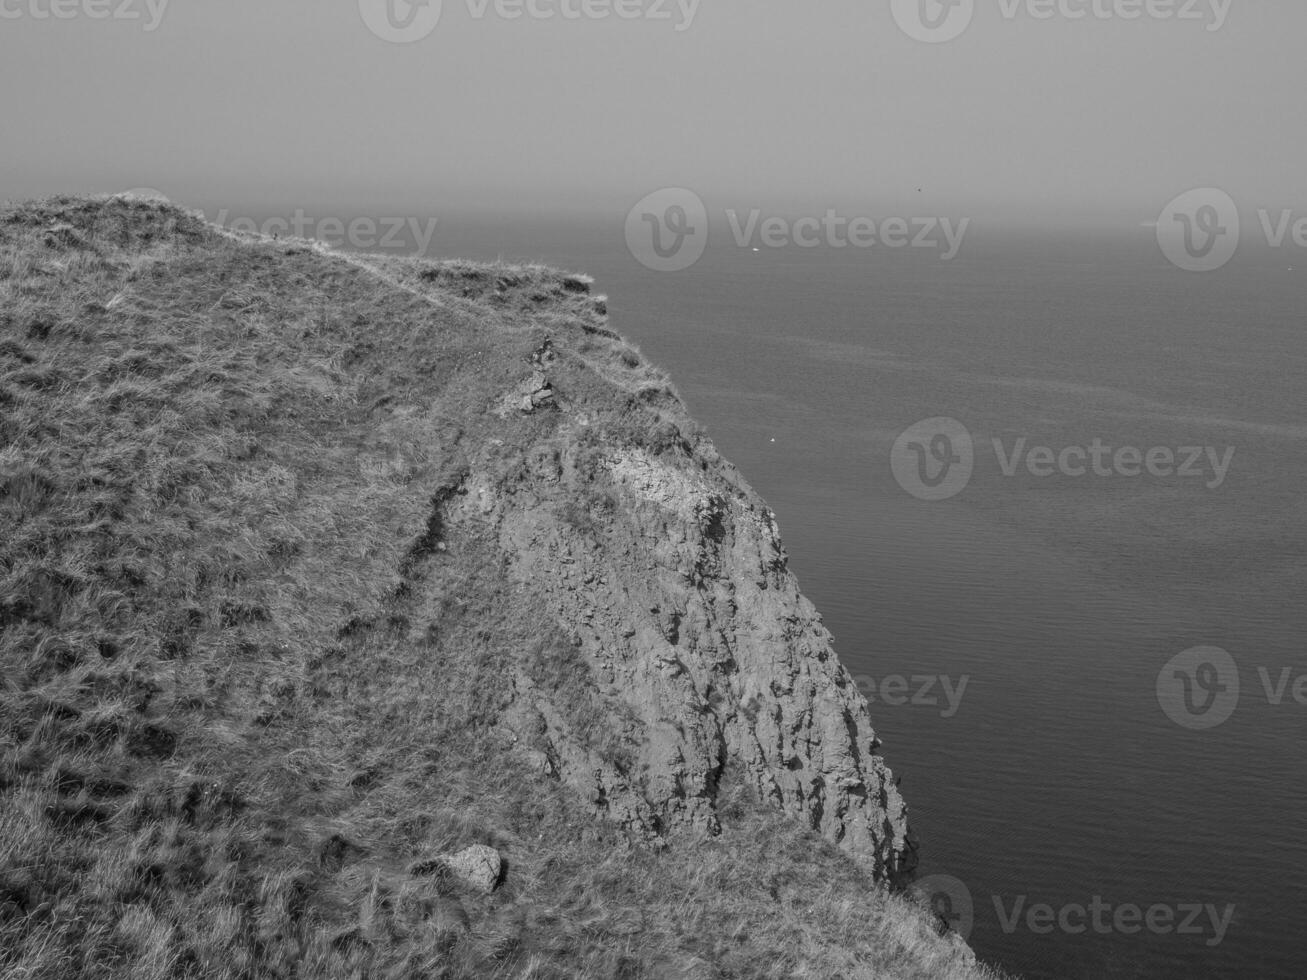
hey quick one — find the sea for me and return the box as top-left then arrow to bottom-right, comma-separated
345,203 -> 1306,980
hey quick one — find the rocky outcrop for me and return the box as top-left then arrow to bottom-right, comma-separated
411,845 -> 504,893
422,325 -> 914,880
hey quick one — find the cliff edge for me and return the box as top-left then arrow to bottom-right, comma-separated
0,196 -> 999,979
314,240 -> 912,880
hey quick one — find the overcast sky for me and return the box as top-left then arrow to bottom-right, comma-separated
1,1 -> 1302,222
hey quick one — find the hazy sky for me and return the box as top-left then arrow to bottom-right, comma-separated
1,1 -> 1303,222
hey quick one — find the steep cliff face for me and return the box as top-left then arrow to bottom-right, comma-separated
0,198 -> 970,980
354,253 -> 913,880
454,405 -> 912,872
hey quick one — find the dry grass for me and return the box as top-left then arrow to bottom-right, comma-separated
0,196 -> 1010,979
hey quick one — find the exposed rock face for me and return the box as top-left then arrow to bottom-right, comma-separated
329,259 -> 917,883
497,370 -> 555,415
411,845 -> 503,893
440,386 -> 913,880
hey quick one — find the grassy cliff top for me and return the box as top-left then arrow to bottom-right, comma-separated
0,196 -> 1005,980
